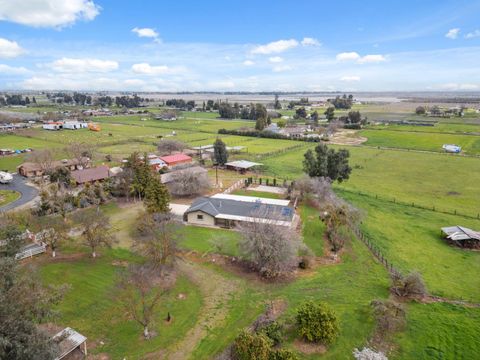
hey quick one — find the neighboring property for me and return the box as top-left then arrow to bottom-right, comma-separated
53,327 -> 88,360
225,160 -> 263,173
71,165 -> 111,185
441,226 -> 480,249
63,121 -> 88,130
154,112 -> 177,121
43,122 -> 63,131
159,153 -> 192,167
17,158 -> 89,178
184,193 -> 295,228
147,155 -> 167,172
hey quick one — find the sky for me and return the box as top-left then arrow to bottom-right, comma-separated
0,0 -> 480,92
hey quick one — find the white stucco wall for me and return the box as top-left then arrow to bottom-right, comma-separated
187,211 -> 215,226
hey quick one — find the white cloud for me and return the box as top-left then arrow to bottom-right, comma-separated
0,0 -> 100,28
243,60 -> 255,66
357,54 -> 386,64
340,75 -> 361,82
336,52 -> 361,61
251,39 -> 298,54
132,27 -> 160,42
131,62 -> 184,75
22,75 -> 120,90
123,78 -> 146,87
465,30 -> 480,39
269,56 -> 283,63
337,52 -> 386,64
301,37 -> 320,46
437,83 -> 479,90
272,65 -> 292,72
0,64 -> 29,74
0,38 -> 25,58
445,28 -> 460,39
207,80 -> 235,89
50,58 -> 118,72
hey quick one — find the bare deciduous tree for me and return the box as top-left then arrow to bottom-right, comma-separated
371,299 -> 406,336
77,209 -> 115,258
168,168 -> 210,197
391,272 -> 427,298
237,215 -> 300,278
117,265 -> 168,339
65,142 -> 92,168
157,139 -> 186,155
35,217 -> 67,258
134,213 -> 181,271
26,149 -> 56,174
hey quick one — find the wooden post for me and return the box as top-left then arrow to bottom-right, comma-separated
83,341 -> 87,356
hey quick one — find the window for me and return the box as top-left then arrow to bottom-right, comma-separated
197,214 -> 204,220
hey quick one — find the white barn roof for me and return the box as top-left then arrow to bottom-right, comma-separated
225,160 -> 262,169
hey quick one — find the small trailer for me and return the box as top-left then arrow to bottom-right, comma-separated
442,144 -> 461,153
0,171 -> 13,184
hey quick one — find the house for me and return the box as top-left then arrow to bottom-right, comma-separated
280,125 -> 310,138
184,194 -> 295,228
63,121 -> 88,130
53,327 -> 87,360
225,160 -> 263,173
154,112 -> 177,121
17,158 -> 89,178
148,157 -> 167,171
441,226 -> 480,249
43,122 -> 63,130
71,165 -> 110,185
159,153 -> 192,167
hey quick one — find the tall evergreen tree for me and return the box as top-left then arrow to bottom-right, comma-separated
144,177 -> 170,214
303,143 -> 352,182
213,138 -> 228,165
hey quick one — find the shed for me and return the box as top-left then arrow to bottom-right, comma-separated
441,226 -> 480,248
159,153 -> 192,167
225,160 -> 262,172
53,327 -> 87,360
71,165 -> 110,185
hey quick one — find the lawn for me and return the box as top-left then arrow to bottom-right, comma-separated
341,191 -> 480,302
395,302 -> 480,360
0,190 -> 20,207
40,248 -> 204,359
360,129 -> 480,154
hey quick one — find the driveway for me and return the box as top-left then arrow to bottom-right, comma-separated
0,174 -> 39,212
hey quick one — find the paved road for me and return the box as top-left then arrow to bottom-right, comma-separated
0,174 -> 38,212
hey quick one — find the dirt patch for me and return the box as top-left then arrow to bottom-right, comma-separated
111,260 -> 129,267
293,339 -> 327,355
447,191 -> 461,196
328,129 -> 367,145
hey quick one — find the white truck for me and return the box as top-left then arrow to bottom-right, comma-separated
0,171 -> 13,184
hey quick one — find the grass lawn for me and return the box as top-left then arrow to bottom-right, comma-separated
360,129 -> 480,154
395,302 -> 480,360
179,225 -> 241,256
341,191 -> 480,302
0,190 -> 20,206
40,248 -> 204,359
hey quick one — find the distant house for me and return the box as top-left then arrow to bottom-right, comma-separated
63,121 -> 88,130
159,153 -> 192,167
155,112 -> 177,121
17,158 -> 89,178
184,194 -> 295,228
225,160 -> 262,173
43,122 -> 63,130
71,165 -> 110,185
441,226 -> 480,249
280,125 -> 310,138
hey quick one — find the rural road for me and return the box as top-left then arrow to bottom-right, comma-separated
0,174 -> 39,212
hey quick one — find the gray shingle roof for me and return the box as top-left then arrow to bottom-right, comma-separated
185,197 -> 294,222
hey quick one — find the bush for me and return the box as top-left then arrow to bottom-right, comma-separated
391,272 -> 426,298
371,299 -> 406,336
269,349 -> 299,360
259,321 -> 283,345
233,330 -> 273,360
296,301 -> 339,344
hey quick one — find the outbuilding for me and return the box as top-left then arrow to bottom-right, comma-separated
225,160 -> 263,173
159,153 -> 192,167
441,226 -> 480,249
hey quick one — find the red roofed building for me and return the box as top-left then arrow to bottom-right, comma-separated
159,153 -> 192,167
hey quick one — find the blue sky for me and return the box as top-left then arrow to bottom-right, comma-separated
0,0 -> 479,91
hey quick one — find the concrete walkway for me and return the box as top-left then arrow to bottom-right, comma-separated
0,174 -> 38,212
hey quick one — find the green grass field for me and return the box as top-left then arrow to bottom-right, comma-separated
0,190 -> 20,206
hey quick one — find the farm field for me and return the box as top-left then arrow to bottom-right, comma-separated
360,129 -> 480,154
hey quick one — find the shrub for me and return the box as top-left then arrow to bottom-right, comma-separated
391,272 -> 426,298
269,349 -> 299,360
296,301 -> 339,344
259,321 -> 283,345
371,299 -> 406,336
233,330 -> 273,360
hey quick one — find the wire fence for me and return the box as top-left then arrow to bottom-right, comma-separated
338,187 -> 480,220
